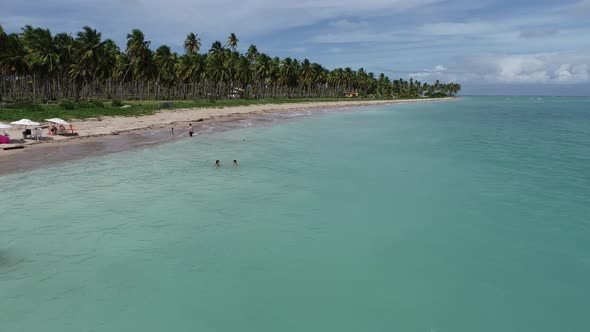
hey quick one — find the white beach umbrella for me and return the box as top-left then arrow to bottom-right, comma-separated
11,119 -> 40,127
45,118 -> 70,125
0,122 -> 12,129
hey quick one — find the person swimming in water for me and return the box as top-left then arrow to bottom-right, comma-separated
215,160 -> 220,168
233,160 -> 238,168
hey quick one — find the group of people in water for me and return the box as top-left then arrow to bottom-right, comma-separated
215,160 -> 238,168
170,123 -> 194,136
171,123 -> 239,168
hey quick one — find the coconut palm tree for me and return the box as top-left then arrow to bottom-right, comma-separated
234,56 -> 252,88
71,26 -> 106,80
227,33 -> 239,51
0,33 -> 30,101
0,33 -> 29,76
21,27 -> 60,100
184,32 -> 201,54
246,44 -> 258,63
0,24 -> 6,48
1,24 -> 461,101
53,33 -> 74,69
299,59 -> 313,95
175,52 -> 203,82
66,26 -> 107,99
254,53 -> 270,80
205,42 -> 229,95
123,29 -> 153,91
154,45 -> 176,84
126,29 -> 150,59
208,41 -> 224,55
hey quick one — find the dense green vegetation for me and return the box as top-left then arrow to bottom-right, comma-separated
0,24 -> 461,103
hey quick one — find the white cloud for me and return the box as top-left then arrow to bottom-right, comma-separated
554,64 -> 589,82
479,54 -> 590,84
518,29 -> 560,39
407,54 -> 590,84
567,0 -> 590,15
446,54 -> 590,84
420,22 -> 495,36
288,47 -> 307,53
409,64 -> 450,81
328,19 -> 369,30
281,0 -> 440,12
312,31 -> 397,43
491,55 -> 550,83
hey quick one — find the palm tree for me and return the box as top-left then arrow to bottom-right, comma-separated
227,33 -> 239,51
0,24 -> 6,48
53,33 -> 74,67
254,53 -> 271,80
299,59 -> 313,95
125,29 -> 150,59
234,56 -> 252,87
0,33 -> 29,76
225,34 -> 239,90
101,39 -> 119,78
175,52 -> 203,82
67,26 -> 107,99
0,33 -> 30,101
1,24 -> 461,101
113,53 -> 131,82
20,25 -> 36,48
184,32 -> 201,54
19,27 -> 58,98
21,27 -> 60,100
154,45 -> 175,83
278,57 -> 300,94
124,29 -> 152,87
208,41 -> 224,55
207,40 -> 231,94
246,44 -> 258,63
71,27 -> 106,79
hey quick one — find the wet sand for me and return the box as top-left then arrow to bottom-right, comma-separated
0,116 -> 242,176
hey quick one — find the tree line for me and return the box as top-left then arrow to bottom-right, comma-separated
0,25 -> 461,102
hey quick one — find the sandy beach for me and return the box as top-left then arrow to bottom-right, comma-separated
0,98 -> 454,174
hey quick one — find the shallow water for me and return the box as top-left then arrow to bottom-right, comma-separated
1,96 -> 589,331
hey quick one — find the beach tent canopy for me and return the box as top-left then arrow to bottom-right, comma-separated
45,118 -> 69,125
0,122 -> 12,129
11,119 -> 40,126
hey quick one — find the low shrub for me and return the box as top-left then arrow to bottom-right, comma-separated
93,101 -> 105,108
59,101 -> 76,110
111,99 -> 123,107
8,101 -> 43,111
76,102 -> 94,108
159,101 -> 174,108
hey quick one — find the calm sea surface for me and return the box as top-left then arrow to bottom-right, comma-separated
1,96 -> 589,331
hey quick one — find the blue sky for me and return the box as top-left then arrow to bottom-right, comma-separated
3,0 -> 590,95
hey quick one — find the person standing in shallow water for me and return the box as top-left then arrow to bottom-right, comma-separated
188,124 -> 193,137
233,160 -> 238,168
170,127 -> 174,136
215,160 -> 220,168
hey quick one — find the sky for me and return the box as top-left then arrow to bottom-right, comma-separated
3,0 -> 590,95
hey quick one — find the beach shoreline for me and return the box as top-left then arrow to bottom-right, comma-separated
0,98 -> 455,175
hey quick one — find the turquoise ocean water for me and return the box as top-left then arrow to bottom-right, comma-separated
1,96 -> 589,331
